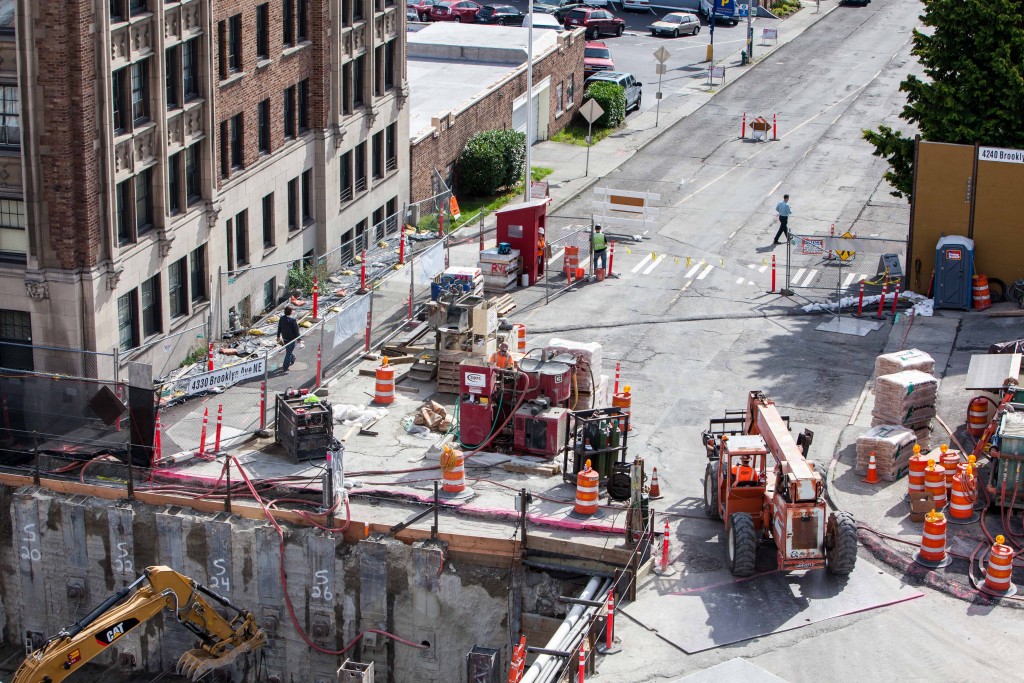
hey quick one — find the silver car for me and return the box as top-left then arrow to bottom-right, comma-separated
649,11 -> 701,37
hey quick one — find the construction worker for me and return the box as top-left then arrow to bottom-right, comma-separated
592,224 -> 607,272
732,454 -> 757,484
537,227 -> 546,278
490,341 -> 516,370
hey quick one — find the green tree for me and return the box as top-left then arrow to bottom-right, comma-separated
863,0 -> 1024,200
584,82 -> 626,129
458,129 -> 526,196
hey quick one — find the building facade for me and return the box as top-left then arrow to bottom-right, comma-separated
0,0 -> 408,377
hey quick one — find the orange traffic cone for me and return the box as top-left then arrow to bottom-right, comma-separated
153,412 -> 163,464
863,452 -> 880,484
649,467 -> 662,499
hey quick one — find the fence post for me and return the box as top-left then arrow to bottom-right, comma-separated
479,212 -> 485,252
781,236 -> 793,296
259,361 -> 269,434
317,323 -> 325,389
408,241 -> 415,322
113,346 -> 120,383
216,266 -> 223,340
365,288 -> 374,353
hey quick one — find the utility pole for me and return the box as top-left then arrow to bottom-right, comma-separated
747,0 -> 755,60
523,0 -> 535,203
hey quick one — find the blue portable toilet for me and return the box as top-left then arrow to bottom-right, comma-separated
934,235 -> 974,310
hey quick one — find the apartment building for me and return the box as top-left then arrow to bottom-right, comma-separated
0,0 -> 408,376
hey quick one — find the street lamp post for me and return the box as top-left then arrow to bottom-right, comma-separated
523,0 -> 534,203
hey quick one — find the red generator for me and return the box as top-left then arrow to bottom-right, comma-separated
518,357 -> 572,405
459,361 -> 497,448
514,402 -> 569,458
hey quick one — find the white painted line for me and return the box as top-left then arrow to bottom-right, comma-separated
736,276 -> 745,284
550,248 -> 565,264
801,269 -> 819,286
748,280 -> 758,286
793,268 -> 806,285
728,231 -> 737,239
842,272 -> 857,288
747,263 -> 755,270
684,261 -> 704,279
631,254 -> 653,273
758,265 -> 768,273
697,264 -> 714,280
643,255 -> 664,275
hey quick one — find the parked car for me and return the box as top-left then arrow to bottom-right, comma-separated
648,11 -> 701,37
621,0 -> 651,11
584,71 -> 642,112
407,6 -> 420,22
475,4 -> 526,24
580,0 -> 610,6
408,0 -> 438,21
534,0 -> 585,22
523,12 -> 564,30
584,40 -> 614,78
563,7 -> 624,39
429,0 -> 482,22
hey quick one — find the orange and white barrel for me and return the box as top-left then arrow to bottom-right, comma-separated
513,324 -> 527,353
573,460 -> 600,517
914,509 -> 951,568
441,446 -> 466,494
924,460 -> 947,509
972,274 -> 992,310
947,465 -> 978,523
981,536 -> 1017,596
939,447 -> 959,493
563,246 -> 580,280
612,385 -> 633,432
907,445 -> 928,496
374,357 -> 395,404
967,397 -> 990,437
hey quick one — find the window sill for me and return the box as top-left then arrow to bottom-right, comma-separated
263,245 -> 278,258
256,58 -> 273,70
282,41 -> 312,59
219,72 -> 245,88
287,224 -> 312,242
169,314 -> 193,333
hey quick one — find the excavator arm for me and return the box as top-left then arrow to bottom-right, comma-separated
11,566 -> 267,683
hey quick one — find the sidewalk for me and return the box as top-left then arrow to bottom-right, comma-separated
533,1 -> 836,215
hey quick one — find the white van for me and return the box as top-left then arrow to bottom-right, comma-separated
523,13 -> 564,31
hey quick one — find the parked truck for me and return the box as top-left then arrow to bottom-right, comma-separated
700,0 -> 742,26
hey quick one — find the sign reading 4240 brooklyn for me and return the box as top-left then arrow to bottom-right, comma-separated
176,357 -> 266,397
979,146 -> 1024,164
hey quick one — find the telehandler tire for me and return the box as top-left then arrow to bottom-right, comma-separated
825,511 -> 858,575
703,462 -> 721,520
728,512 -> 757,576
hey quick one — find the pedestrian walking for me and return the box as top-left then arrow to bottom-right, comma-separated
276,305 -> 301,372
773,194 -> 792,245
592,224 -> 608,273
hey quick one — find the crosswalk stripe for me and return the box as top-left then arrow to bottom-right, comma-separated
550,248 -> 565,264
801,269 -> 818,286
746,263 -> 755,270
685,261 -> 704,278
793,268 -> 806,284
748,280 -> 758,286
697,264 -> 714,280
842,273 -> 858,288
736,276 -> 745,284
643,255 -> 664,275
631,254 -> 653,273
758,265 -> 767,273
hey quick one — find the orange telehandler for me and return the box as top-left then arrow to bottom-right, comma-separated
702,391 -> 858,576
10,566 -> 267,682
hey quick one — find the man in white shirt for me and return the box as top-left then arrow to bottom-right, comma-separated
773,194 -> 792,245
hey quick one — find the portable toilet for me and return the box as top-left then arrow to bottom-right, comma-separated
934,235 -> 974,310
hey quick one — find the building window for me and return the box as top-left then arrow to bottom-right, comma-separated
263,277 -> 277,313
373,206 -> 384,240
384,41 -> 395,91
116,180 -> 131,245
298,79 -> 309,133
353,0 -> 363,21
112,68 -> 127,133
385,123 -> 396,172
167,152 -> 181,215
374,47 -> 384,97
111,0 -> 124,22
135,169 -> 153,235
228,14 -> 242,73
297,0 -> 308,41
234,210 -> 248,267
130,60 -> 149,125
262,193 -> 275,247
169,257 -> 188,319
372,131 -> 382,179
287,177 -> 298,231
556,82 -> 563,115
301,169 -> 313,223
342,62 -> 352,115
182,39 -> 199,101
258,99 -> 271,154
0,309 -> 32,370
219,121 -> 229,178
185,142 -> 202,204
256,3 -> 270,60
190,245 -> 207,301
141,275 -> 161,337
117,290 -> 139,352
386,196 -> 398,234
284,85 -> 296,139
230,113 -> 243,169
0,86 -> 19,149
353,56 -> 365,108
339,151 -> 352,202
0,199 -> 27,265
567,74 -> 574,107
166,46 -> 179,110
354,142 -> 366,192
130,0 -> 147,16
283,0 -> 295,47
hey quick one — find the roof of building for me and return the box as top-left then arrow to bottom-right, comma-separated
407,23 -> 560,141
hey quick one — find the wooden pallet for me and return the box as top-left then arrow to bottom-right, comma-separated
488,294 -> 516,317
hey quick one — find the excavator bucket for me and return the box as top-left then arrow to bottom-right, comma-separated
177,646 -> 248,681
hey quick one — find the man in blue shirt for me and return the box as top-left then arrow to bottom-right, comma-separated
773,194 -> 791,245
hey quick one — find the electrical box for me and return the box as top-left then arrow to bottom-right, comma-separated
460,361 -> 495,396
337,660 -> 374,683
459,401 -> 494,448
274,394 -> 334,463
514,404 -> 568,458
934,235 -> 974,310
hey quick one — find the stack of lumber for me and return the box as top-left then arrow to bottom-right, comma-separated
488,294 -> 516,317
874,349 -> 935,379
871,369 -> 938,451
856,424 -> 917,480
479,248 -> 521,293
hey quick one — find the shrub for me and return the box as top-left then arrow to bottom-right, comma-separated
458,129 -> 526,196
584,81 -> 626,129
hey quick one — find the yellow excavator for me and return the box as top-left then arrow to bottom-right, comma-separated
11,566 -> 267,682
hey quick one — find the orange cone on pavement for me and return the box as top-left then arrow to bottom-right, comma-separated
863,452 -> 880,484
649,467 -> 662,499
914,509 -> 952,568
907,444 -> 928,498
947,463 -> 979,525
979,535 -> 1017,597
153,412 -> 163,464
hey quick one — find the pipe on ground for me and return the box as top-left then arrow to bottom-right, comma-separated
520,576 -> 608,683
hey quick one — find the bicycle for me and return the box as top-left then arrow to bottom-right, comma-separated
1007,278 -> 1024,308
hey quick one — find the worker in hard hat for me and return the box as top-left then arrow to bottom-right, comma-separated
490,341 -> 516,370
592,224 -> 607,273
537,227 -> 546,278
732,454 -> 757,484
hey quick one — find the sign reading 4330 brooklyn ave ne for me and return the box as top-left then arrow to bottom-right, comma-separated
978,146 -> 1024,164
174,357 -> 267,397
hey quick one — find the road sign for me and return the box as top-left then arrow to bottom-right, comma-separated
655,63 -> 667,75
737,3 -> 749,16
580,99 -> 604,124
653,46 -> 670,64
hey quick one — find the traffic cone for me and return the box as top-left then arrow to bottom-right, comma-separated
863,452 -> 880,484
649,467 -> 662,499
153,412 -> 163,464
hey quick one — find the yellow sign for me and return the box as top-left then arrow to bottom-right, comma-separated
836,231 -> 856,261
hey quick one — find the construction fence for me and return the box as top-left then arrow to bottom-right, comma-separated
0,340 -> 120,383
784,232 -> 907,304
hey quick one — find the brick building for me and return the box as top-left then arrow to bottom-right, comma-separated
407,23 -> 584,202
0,0 -> 408,376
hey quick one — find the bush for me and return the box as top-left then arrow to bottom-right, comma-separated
458,129 -> 526,196
584,82 -> 626,129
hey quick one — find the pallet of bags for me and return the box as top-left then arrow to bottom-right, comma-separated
545,338 -> 603,392
872,370 -> 937,416
874,349 -> 935,379
856,425 -> 917,480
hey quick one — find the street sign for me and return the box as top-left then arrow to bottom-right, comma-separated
737,3 -> 748,16
653,46 -> 670,64
580,99 -> 604,124
655,63 -> 667,75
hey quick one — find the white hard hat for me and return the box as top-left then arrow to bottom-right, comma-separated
539,228 -> 545,234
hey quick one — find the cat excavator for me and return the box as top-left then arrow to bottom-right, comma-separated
10,566 -> 267,682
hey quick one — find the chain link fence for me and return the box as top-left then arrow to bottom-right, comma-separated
785,233 -> 907,303
0,341 -> 119,382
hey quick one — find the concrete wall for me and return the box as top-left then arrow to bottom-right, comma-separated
0,486 -> 523,682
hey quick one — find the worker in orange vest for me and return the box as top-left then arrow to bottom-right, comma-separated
537,227 -> 546,278
732,454 -> 757,484
490,341 -> 516,370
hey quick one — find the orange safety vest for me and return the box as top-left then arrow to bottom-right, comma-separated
491,351 -> 515,369
538,237 -> 546,257
731,465 -> 757,482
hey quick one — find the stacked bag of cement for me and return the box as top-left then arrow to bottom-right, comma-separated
546,338 -> 603,392
871,369 -> 938,451
856,424 -> 917,480
874,348 -> 935,378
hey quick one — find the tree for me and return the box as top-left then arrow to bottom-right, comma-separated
863,0 -> 1024,200
458,129 -> 526,196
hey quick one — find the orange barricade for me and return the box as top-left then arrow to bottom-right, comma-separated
947,464 -> 978,524
374,357 -> 395,405
612,386 -> 632,431
924,460 -> 947,509
441,446 -> 466,494
573,460 -> 600,517
967,397 -> 989,437
980,536 -> 1017,597
972,274 -> 991,310
914,509 -> 951,568
907,445 -> 928,496
939,446 -> 960,493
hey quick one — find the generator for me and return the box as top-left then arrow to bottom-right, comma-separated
513,400 -> 568,458
275,392 -> 334,463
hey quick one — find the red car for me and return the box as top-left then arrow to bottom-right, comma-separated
408,0 -> 438,21
429,0 -> 483,22
584,40 -> 614,78
564,7 -> 624,39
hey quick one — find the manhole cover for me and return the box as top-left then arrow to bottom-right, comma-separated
683,555 -> 721,573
